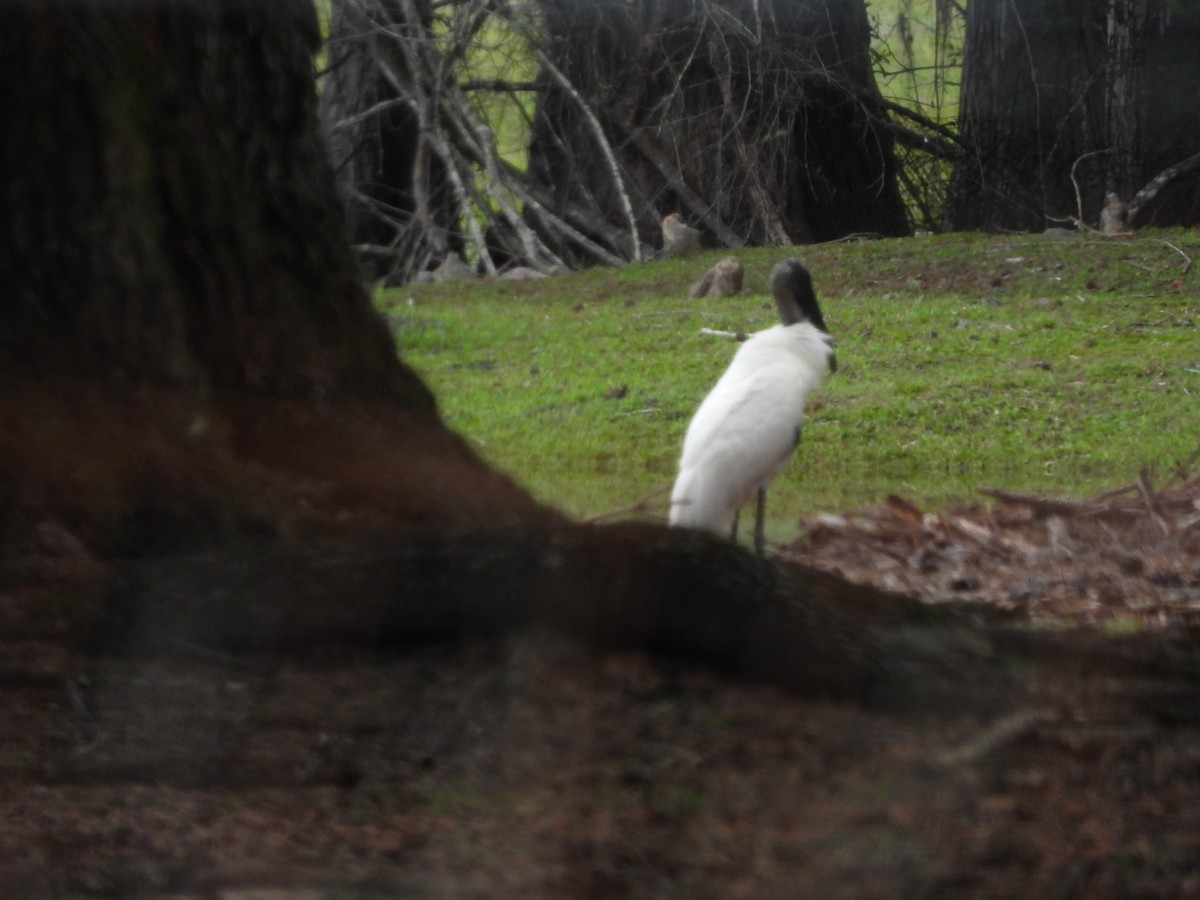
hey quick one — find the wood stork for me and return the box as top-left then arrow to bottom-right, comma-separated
668,258 -> 836,555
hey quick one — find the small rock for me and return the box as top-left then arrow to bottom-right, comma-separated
1042,227 -> 1078,239
661,213 -> 702,257
688,256 -> 744,298
498,266 -> 548,282
431,252 -> 475,282
1100,192 -> 1128,235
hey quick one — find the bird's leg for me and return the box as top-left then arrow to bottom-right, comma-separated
754,488 -> 767,556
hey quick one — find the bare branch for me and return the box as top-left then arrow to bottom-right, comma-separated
873,96 -> 967,160
324,0 -> 930,279
1126,150 -> 1200,225
368,10 -> 496,273
458,78 -> 541,93
517,32 -> 645,262
1068,148 -> 1116,231
1155,239 -> 1193,275
626,130 -> 746,249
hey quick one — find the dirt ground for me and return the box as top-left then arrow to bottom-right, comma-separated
2,473 -> 1199,898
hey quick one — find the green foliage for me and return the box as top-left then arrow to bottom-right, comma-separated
868,0 -> 964,230
869,0 -> 962,121
452,17 -> 537,172
380,231 -> 1200,546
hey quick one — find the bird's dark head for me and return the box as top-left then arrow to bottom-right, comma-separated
769,258 -> 829,333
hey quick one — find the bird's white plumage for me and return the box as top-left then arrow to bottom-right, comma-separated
669,322 -> 835,537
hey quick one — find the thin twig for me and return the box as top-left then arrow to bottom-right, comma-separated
699,327 -> 749,340
979,487 -> 1105,518
626,129 -> 746,249
1136,468 -> 1171,536
1068,148 -> 1115,232
1088,482 -> 1139,504
1155,239 -> 1193,275
519,37 -> 644,263
582,486 -> 674,524
931,709 -> 1056,769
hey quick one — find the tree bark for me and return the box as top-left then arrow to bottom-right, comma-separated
0,1 -> 427,402
0,1 -> 553,556
947,0 -> 1200,231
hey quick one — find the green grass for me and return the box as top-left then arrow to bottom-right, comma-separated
380,231 -> 1200,547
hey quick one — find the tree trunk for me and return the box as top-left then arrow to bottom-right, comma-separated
0,2 -> 426,401
947,0 -> 1200,231
527,0 -> 910,260
0,1 -> 549,554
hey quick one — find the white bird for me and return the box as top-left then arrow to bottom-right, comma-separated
669,258 -> 837,555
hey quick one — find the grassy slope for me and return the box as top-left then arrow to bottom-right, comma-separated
381,231 -> 1200,547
